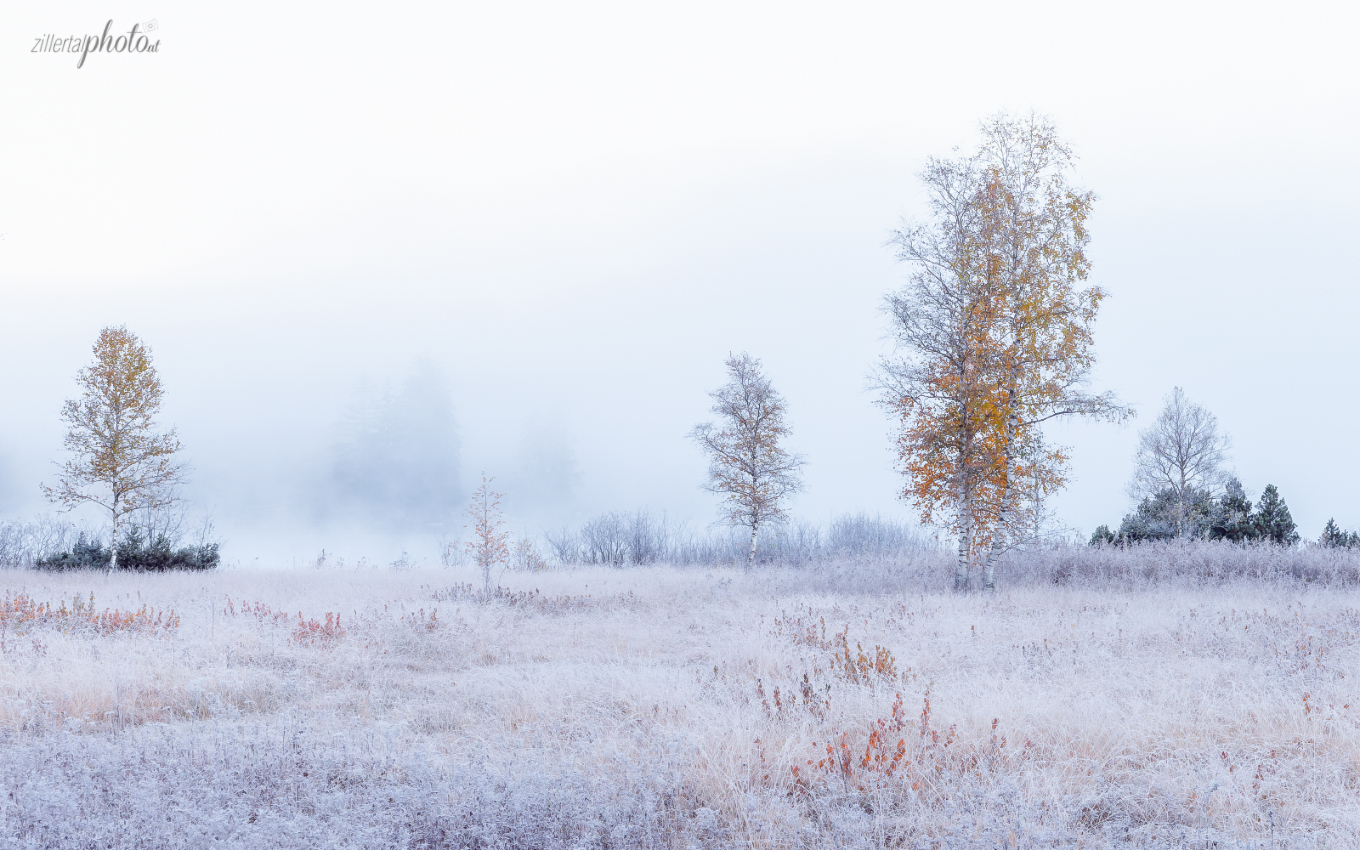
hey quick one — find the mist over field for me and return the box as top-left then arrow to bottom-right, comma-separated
1,1 -> 1358,566
4,3 -> 1360,847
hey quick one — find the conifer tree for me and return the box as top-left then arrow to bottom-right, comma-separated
1209,477 -> 1258,543
1118,486 -> 1211,542
1319,518 -> 1359,549
1253,484 -> 1299,545
1088,524 -> 1115,546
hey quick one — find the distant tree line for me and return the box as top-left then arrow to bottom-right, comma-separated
1090,387 -> 1353,549
14,116 -> 1357,581
327,360 -> 461,530
1090,478 -> 1299,546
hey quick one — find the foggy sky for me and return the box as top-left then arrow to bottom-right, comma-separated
2,1 -> 1358,563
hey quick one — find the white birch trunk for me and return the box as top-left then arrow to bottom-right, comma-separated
981,475 -> 1012,591
747,522 -> 759,568
981,407 -> 1019,591
955,488 -> 972,592
109,502 -> 120,574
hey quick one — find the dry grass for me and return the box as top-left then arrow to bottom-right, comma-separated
1,551 -> 1357,847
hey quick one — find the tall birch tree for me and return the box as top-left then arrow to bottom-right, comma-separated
691,353 -> 805,567
42,326 -> 186,572
879,114 -> 1130,591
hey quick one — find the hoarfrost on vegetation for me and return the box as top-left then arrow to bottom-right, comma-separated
3,544 -> 1360,847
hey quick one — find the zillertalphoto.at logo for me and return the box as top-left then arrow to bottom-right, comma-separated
32,20 -> 161,69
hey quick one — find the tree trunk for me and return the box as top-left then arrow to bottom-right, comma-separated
980,406 -> 1020,592
981,483 -> 1012,592
982,542 -> 1001,591
955,535 -> 970,591
955,492 -> 972,592
747,522 -> 759,568
109,505 -> 120,574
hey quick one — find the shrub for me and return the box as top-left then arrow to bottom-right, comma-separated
0,591 -> 179,635
510,539 -> 549,572
1118,486 -> 1213,541
551,510 -> 928,567
0,515 -> 83,568
1088,524 -> 1115,546
35,528 -> 219,572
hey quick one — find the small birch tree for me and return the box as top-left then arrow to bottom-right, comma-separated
42,327 -> 186,572
691,353 -> 805,567
465,475 -> 509,591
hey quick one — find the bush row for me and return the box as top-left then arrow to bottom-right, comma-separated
0,516 -> 220,572
540,511 -> 930,567
34,529 -> 219,572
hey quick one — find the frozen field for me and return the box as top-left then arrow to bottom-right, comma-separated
2,547 -> 1358,848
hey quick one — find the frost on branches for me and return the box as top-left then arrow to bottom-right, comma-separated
41,326 -> 186,573
465,475 -> 509,592
878,114 -> 1130,592
691,353 -> 805,567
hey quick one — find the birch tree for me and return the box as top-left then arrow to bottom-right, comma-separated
879,114 -> 1130,591
42,326 -> 185,572
1129,386 -> 1230,536
691,353 -> 805,567
465,475 -> 509,592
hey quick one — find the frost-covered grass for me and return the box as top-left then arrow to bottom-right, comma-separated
2,547 -> 1359,848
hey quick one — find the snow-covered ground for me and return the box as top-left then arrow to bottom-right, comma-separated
2,549 -> 1357,848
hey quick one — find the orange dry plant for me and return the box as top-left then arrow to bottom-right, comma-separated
0,591 -> 179,639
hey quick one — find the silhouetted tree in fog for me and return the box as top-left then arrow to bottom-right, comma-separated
330,360 -> 460,528
504,419 -> 580,523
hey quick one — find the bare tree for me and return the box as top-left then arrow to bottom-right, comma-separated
691,353 -> 805,567
580,512 -> 628,566
542,526 -> 581,564
1129,387 -> 1231,536
42,326 -> 186,572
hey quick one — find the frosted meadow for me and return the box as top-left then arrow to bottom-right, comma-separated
3,543 -> 1359,848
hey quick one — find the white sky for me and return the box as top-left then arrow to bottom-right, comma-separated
2,0 -> 1358,561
